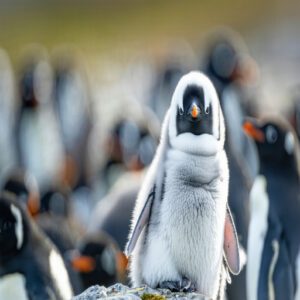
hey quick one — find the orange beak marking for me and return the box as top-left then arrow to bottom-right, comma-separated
28,192 -> 40,217
243,121 -> 265,142
191,104 -> 199,119
72,256 -> 96,273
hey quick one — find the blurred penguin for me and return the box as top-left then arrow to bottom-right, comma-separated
16,47 -> 64,193
2,170 -> 79,253
202,29 -> 259,300
95,115 -> 158,198
52,51 -> 92,189
1,169 -> 40,217
36,189 -> 84,294
89,114 -> 158,251
70,232 -> 127,289
0,192 -> 73,300
2,170 -> 83,293
244,117 -> 300,300
52,50 -> 96,232
0,49 -> 17,177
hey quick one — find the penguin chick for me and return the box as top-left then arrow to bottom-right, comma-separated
126,71 -> 241,299
244,118 -> 300,300
0,192 -> 73,300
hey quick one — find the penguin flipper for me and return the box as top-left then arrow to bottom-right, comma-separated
258,223 -> 293,300
224,204 -> 241,275
125,186 -> 155,257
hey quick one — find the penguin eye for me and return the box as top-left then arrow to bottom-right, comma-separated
266,126 -> 278,144
205,107 -> 210,114
178,107 -> 184,116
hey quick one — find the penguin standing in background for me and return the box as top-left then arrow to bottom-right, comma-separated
52,55 -> 91,189
0,192 -> 73,300
52,54 -> 93,232
244,118 -> 300,300
16,53 -> 64,193
126,72 -> 241,299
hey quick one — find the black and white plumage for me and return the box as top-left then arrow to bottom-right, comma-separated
126,71 -> 241,299
244,118 -> 300,300
0,192 -> 73,300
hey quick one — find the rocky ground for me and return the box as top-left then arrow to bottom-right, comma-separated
73,284 -> 212,300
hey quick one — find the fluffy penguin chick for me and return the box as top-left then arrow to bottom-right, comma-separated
126,71 -> 241,299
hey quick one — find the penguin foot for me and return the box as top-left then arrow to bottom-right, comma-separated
158,278 -> 196,293
181,277 -> 197,293
158,280 -> 181,292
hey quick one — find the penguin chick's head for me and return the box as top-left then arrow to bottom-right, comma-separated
0,193 -> 28,260
243,117 -> 299,171
168,71 -> 225,155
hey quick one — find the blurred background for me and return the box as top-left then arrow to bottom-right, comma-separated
1,0 -> 300,298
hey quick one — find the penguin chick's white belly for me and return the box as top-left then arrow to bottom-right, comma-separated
143,149 -> 227,297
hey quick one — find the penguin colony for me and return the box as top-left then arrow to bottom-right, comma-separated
0,30 -> 300,300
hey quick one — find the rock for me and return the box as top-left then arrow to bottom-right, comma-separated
73,283 -> 212,300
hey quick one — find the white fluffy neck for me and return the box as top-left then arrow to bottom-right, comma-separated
170,133 -> 221,156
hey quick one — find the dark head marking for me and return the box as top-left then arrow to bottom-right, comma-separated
0,193 -> 28,260
244,118 -> 299,175
176,84 -> 213,136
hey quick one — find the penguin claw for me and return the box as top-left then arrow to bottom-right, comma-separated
181,277 -> 197,293
158,278 -> 196,293
158,280 -> 181,292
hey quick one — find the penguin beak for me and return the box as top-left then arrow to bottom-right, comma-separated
27,192 -> 40,217
189,103 -> 200,119
71,255 -> 96,273
243,119 -> 265,142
